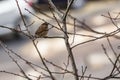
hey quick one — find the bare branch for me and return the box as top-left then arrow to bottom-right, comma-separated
0,70 -> 26,79
32,40 -> 56,80
101,44 -> 120,75
0,41 -> 31,80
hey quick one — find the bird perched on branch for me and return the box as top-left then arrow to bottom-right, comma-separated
35,22 -> 49,37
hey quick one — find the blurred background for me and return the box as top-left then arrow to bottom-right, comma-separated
0,0 -> 120,80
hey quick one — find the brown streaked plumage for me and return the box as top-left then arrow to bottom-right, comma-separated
35,22 -> 48,37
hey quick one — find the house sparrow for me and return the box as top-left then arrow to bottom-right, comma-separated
35,22 -> 49,37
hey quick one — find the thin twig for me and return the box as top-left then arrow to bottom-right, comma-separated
106,37 -> 120,63
80,66 -> 87,80
0,70 -> 26,79
0,40 -> 47,72
101,44 -> 120,74
15,0 -> 31,36
0,41 -> 31,80
72,27 -> 120,49
0,25 -> 32,38
71,18 -> 76,45
110,54 -> 120,76
48,6 -> 63,31
108,12 -> 119,29
87,74 -> 92,80
47,0 -> 63,18
44,58 -> 101,80
32,40 -> 55,80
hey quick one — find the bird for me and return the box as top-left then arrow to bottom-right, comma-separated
35,22 -> 49,38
